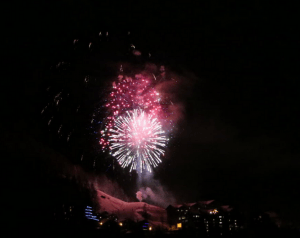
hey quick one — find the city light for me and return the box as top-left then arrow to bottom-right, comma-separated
210,209 -> 218,214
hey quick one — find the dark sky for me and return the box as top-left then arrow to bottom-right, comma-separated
4,0 -> 300,226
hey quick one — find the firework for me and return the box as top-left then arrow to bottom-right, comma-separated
40,31 -> 177,172
100,74 -> 163,151
108,109 -> 168,173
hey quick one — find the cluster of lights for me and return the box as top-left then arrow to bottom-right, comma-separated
209,209 -> 219,215
85,206 -> 99,221
142,222 -> 152,231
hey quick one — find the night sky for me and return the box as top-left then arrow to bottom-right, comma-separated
4,1 -> 299,227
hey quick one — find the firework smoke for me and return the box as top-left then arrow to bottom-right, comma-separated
136,191 -> 143,202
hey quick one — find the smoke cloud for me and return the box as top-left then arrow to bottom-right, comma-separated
138,185 -> 177,208
137,172 -> 177,208
94,175 -> 130,202
136,191 -> 143,202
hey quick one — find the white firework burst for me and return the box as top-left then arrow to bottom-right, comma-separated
108,109 -> 167,173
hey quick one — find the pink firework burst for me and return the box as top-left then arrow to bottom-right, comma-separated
100,74 -> 162,151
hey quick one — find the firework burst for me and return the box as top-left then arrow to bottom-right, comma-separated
108,109 -> 168,173
100,74 -> 163,151
40,31 -> 177,173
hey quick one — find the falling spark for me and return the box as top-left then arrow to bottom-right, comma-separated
67,133 -> 71,142
41,105 -> 47,114
152,74 -> 156,81
58,125 -> 62,134
48,117 -> 53,126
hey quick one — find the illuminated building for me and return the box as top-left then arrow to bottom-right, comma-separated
250,211 -> 280,229
53,204 -> 76,222
166,200 -> 244,235
85,205 -> 99,221
137,220 -> 151,231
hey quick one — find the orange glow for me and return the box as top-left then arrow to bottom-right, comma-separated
149,227 -> 152,231
119,222 -> 123,226
177,223 -> 182,228
210,209 -> 218,214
